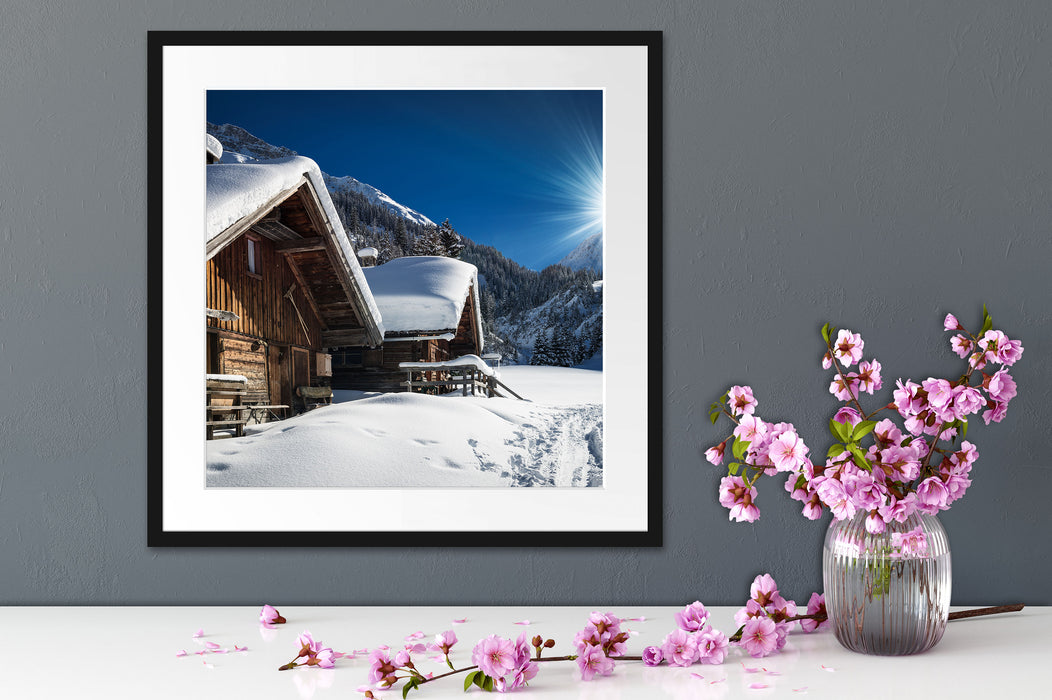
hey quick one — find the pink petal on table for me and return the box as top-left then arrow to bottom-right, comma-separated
710,678 -> 726,685
627,616 -> 647,622
513,620 -> 531,626
762,669 -> 781,676
195,651 -> 208,656
332,651 -> 350,660
793,688 -> 809,693
356,686 -> 375,694
354,648 -> 370,655
234,645 -> 249,652
376,645 -> 390,651
192,628 -> 204,638
690,673 -> 705,680
175,650 -> 188,657
821,665 -> 835,672
628,630 -> 641,637
748,683 -> 769,690
405,631 -> 425,641
741,663 -> 761,674
452,618 -> 468,624
205,641 -> 221,649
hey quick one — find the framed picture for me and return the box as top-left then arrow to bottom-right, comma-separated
147,31 -> 662,546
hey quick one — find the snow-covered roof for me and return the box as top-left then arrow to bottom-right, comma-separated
205,133 -> 223,162
205,154 -> 385,341
398,354 -> 496,377
363,256 -> 483,343
358,247 -> 378,258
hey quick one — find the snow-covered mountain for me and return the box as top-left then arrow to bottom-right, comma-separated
323,173 -> 435,228
493,278 -> 603,366
558,232 -> 603,272
206,122 -> 434,228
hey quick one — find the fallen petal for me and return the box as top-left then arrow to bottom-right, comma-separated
513,620 -> 531,626
793,688 -> 809,693
452,618 -> 468,624
710,678 -> 726,685
741,663 -> 761,674
211,649 -> 229,654
821,665 -> 835,672
749,683 -> 769,689
193,628 -> 204,638
175,650 -> 188,657
234,645 -> 249,652
627,616 -> 647,622
205,641 -> 221,649
405,631 -> 425,641
691,673 -> 705,680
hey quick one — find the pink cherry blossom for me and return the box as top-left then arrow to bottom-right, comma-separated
661,628 -> 699,667
983,400 -> 1008,424
734,414 -> 769,443
259,604 -> 285,625
431,630 -> 458,655
472,635 -> 517,681
768,431 -> 808,472
719,475 -> 760,523
696,628 -> 729,665
865,511 -> 886,534
816,477 -> 856,520
856,359 -> 882,394
368,649 -> 397,686
642,645 -> 663,666
800,593 -> 829,633
950,334 -> 973,359
705,441 -> 727,465
987,368 -> 1017,402
915,477 -> 949,513
943,313 -> 960,331
922,378 -> 953,408
734,599 -> 768,627
893,379 -> 925,416
674,601 -> 710,632
833,329 -> 864,367
952,385 -> 985,417
833,406 -> 862,427
739,617 -> 779,658
576,644 -> 614,680
829,373 -> 860,401
750,574 -> 779,606
997,338 -> 1024,366
728,385 -> 758,417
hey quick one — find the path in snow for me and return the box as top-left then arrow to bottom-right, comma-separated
206,366 -> 603,488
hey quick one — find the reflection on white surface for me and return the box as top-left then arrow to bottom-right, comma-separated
258,624 -> 278,643
291,668 -> 335,699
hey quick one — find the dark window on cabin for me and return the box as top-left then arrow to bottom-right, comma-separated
331,348 -> 364,368
246,234 -> 261,276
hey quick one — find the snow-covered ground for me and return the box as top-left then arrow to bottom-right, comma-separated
206,366 -> 603,488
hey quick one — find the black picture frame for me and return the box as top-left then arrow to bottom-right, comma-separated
147,30 -> 662,547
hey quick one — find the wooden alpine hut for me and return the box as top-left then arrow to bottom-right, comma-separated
331,255 -> 484,392
205,148 -> 385,425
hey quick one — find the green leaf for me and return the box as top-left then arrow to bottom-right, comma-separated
465,671 -> 480,692
827,443 -> 846,459
732,438 -> 750,460
482,676 -> 494,692
961,418 -> 969,440
728,462 -> 740,476
901,436 -> 914,447
821,323 -> 831,343
404,678 -> 419,699
980,304 -> 993,335
795,474 -> 807,490
829,418 -> 850,443
709,411 -> 720,425
852,420 -> 877,440
848,444 -> 872,470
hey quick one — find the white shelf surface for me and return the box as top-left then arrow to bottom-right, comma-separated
0,605 -> 1045,698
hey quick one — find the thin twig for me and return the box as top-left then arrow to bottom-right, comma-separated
948,604 -> 1024,621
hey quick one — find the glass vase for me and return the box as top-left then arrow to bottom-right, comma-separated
822,510 -> 951,655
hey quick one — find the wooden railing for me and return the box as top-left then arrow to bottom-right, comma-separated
401,364 -> 525,400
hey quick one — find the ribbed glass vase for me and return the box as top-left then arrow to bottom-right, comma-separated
822,511 -> 951,655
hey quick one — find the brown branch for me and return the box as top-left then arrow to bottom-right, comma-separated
949,604 -> 1024,621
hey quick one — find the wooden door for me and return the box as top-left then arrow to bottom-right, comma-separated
292,347 -> 310,389
268,344 -> 286,407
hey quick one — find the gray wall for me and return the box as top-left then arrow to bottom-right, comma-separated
1,1 -> 1049,606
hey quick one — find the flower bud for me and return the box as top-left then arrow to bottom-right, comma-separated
543,638 -> 556,648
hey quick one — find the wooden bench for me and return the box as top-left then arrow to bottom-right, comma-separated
296,385 -> 333,412
206,378 -> 248,440
242,389 -> 290,424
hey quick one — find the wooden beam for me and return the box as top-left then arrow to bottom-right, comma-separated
251,219 -> 302,242
274,238 -> 327,255
206,176 -> 307,260
283,257 -> 328,331
321,328 -> 372,346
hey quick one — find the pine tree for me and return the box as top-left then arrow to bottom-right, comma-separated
394,217 -> 409,253
550,325 -> 576,367
530,332 -> 553,365
438,218 -> 463,258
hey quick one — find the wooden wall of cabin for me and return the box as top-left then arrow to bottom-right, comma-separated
449,288 -> 480,358
330,339 -> 450,392
206,233 -> 325,407
206,234 -> 322,350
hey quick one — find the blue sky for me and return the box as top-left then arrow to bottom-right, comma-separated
207,90 -> 603,270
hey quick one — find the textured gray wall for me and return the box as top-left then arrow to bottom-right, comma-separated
1,1 -> 1049,606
